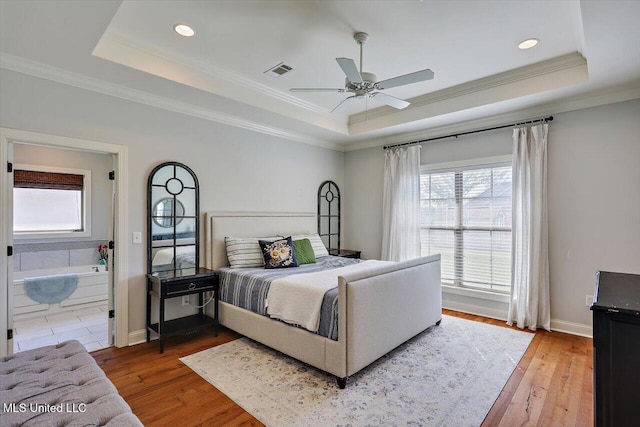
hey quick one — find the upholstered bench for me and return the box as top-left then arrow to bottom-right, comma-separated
0,340 -> 142,426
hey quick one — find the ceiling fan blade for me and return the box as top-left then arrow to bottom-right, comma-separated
376,69 -> 434,90
290,88 -> 346,92
331,95 -> 357,113
336,58 -> 362,84
370,92 -> 410,109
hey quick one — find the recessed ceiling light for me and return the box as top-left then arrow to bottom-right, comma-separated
174,24 -> 195,37
518,38 -> 539,49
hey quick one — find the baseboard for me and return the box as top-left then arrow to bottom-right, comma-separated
444,300 -> 593,338
128,329 -> 147,346
128,311 -> 592,346
443,300 -> 508,322
550,319 -> 592,338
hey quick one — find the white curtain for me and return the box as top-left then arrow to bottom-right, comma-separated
381,146 -> 421,261
508,123 -> 550,331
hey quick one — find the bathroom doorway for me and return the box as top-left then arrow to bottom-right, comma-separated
10,143 -> 113,353
1,128 -> 129,357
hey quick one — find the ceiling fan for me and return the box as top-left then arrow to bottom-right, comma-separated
290,32 -> 434,113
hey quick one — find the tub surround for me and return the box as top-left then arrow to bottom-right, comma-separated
13,240 -> 108,272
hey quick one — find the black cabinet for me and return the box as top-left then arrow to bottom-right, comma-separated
146,267 -> 219,353
591,271 -> 640,427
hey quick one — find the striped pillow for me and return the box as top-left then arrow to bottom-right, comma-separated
225,236 -> 281,268
291,234 -> 329,258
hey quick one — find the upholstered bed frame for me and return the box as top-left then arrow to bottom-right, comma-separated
204,211 -> 442,388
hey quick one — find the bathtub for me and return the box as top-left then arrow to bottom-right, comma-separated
12,265 -> 108,320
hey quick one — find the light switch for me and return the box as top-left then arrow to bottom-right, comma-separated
132,232 -> 142,244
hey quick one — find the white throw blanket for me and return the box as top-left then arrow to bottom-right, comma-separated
266,260 -> 392,332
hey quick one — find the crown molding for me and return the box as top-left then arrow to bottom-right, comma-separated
92,34 -> 349,135
98,34 -> 334,117
3,52 -> 638,155
0,53 -> 344,151
349,53 -> 588,125
343,81 -> 640,152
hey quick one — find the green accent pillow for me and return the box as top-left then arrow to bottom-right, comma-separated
293,238 -> 316,265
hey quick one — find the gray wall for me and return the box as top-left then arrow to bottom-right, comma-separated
546,99 -> 640,328
1,69 -> 344,333
345,99 -> 640,331
13,144 -> 112,271
3,65 -> 639,335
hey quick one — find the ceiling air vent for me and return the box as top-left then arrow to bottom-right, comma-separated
264,62 -> 293,77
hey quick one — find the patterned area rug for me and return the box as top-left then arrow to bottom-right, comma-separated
180,315 -> 533,426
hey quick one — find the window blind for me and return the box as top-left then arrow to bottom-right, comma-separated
420,163 -> 512,293
14,170 -> 84,191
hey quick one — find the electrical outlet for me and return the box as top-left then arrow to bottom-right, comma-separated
586,295 -> 594,307
182,295 -> 189,306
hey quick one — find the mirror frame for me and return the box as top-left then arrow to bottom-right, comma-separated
147,161 -> 200,274
317,180 -> 340,251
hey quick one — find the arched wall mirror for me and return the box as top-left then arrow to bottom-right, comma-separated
317,180 -> 340,251
147,162 -> 199,273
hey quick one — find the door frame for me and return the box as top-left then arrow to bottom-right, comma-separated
0,128 -> 129,355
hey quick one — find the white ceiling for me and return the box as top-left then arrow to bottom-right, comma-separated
1,0 -> 639,150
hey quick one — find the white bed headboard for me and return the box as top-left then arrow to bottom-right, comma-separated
205,211 -> 317,270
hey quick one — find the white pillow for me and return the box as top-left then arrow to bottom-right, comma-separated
225,236 -> 281,268
291,233 -> 329,258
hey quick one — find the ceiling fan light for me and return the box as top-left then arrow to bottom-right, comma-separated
174,24 -> 195,37
518,38 -> 539,49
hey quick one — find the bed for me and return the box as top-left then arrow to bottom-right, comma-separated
151,246 -> 196,270
151,235 -> 196,270
204,211 -> 442,388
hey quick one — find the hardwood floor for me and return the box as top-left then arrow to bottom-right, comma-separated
451,311 -> 594,427
92,310 -> 593,426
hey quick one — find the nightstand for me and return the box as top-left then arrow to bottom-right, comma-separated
329,249 -> 361,259
146,267 -> 219,353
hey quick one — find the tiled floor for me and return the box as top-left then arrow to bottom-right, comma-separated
13,304 -> 110,353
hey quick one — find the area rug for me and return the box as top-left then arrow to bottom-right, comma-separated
180,315 -> 534,426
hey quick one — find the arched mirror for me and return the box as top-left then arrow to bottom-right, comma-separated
147,162 -> 199,273
317,180 -> 340,251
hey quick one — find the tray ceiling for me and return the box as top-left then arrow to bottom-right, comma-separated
1,0 -> 639,149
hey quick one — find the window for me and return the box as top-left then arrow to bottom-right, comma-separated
420,158 -> 512,294
13,165 -> 91,238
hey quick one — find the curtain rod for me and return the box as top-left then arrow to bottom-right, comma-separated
383,116 -> 554,150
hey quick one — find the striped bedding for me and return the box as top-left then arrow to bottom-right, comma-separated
219,256 -> 360,340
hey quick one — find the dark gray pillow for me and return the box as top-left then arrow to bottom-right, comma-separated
259,236 -> 299,269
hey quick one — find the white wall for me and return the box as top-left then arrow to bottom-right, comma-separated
345,99 -> 640,335
0,69 -> 344,334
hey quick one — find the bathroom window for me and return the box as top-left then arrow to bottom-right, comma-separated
13,165 -> 92,239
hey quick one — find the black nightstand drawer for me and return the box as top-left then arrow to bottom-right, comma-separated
329,249 -> 361,259
147,268 -> 219,354
164,278 -> 215,297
